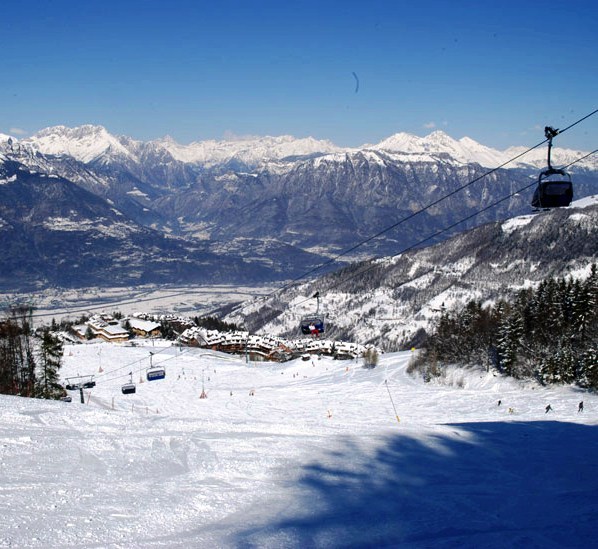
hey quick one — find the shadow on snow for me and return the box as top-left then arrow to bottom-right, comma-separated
233,421 -> 598,548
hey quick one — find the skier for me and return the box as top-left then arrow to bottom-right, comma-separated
545,404 -> 552,413
578,401 -> 584,413
497,400 -> 502,407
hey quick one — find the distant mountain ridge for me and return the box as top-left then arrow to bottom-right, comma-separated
4,124 -> 596,170
1,125 -> 597,291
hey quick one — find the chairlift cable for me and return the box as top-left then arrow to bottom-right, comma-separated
254,108 -> 598,303
293,148 -> 598,300
95,348 -> 192,384
94,345 -> 175,380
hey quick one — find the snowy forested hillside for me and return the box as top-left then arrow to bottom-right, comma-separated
1,342 -> 597,547
226,196 -> 598,349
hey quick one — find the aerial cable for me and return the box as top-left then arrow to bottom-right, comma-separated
62,142 -> 598,327
557,108 -> 598,135
258,108 -> 598,300
96,347 -> 236,385
97,347 -> 193,384
94,344 -> 176,380
297,148 -> 598,298
72,147 -> 597,345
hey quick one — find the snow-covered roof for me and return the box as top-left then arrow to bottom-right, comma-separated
128,318 -> 161,333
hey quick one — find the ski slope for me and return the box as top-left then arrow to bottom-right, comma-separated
1,342 -> 597,548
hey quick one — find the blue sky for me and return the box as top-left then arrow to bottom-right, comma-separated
1,0 -> 596,150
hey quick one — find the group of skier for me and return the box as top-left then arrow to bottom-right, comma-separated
496,400 -> 585,414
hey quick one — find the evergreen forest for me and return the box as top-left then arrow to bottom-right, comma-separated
418,264 -> 598,388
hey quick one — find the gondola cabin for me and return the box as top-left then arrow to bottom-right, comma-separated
146,367 -> 166,381
531,126 -> 574,209
300,316 -> 325,336
531,168 -> 573,209
121,382 -> 136,395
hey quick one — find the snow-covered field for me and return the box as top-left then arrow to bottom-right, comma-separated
1,342 -> 597,548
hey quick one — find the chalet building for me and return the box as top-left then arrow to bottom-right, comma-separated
127,317 -> 161,338
71,324 -> 90,340
86,316 -> 130,343
132,312 -> 194,334
177,326 -> 369,362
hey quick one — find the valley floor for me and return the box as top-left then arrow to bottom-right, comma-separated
0,343 -> 596,548
1,284 -> 274,327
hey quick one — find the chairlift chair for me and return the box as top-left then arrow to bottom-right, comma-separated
121,382 -> 136,394
146,367 -> 166,381
121,372 -> 137,394
146,351 -> 165,381
300,292 -> 325,336
65,376 -> 94,390
531,126 -> 573,209
300,316 -> 325,335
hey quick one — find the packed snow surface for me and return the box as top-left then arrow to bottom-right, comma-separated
1,343 -> 596,548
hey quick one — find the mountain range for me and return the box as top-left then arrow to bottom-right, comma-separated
1,125 -> 597,291
5,124 -> 595,170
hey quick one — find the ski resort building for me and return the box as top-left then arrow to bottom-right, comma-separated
85,316 -> 130,343
177,326 -> 368,362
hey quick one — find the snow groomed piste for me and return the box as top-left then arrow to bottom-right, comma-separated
0,340 -> 596,547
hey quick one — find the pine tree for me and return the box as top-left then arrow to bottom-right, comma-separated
497,309 -> 523,377
36,330 -> 64,399
577,347 -> 598,388
85,325 -> 95,340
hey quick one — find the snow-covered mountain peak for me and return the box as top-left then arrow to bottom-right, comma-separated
12,124 -> 597,171
421,131 -> 472,157
34,124 -> 113,143
156,133 -> 342,166
26,124 -> 135,163
158,134 -> 177,145
373,132 -> 424,153
424,129 -> 455,143
374,130 -> 471,157
374,130 -> 507,166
